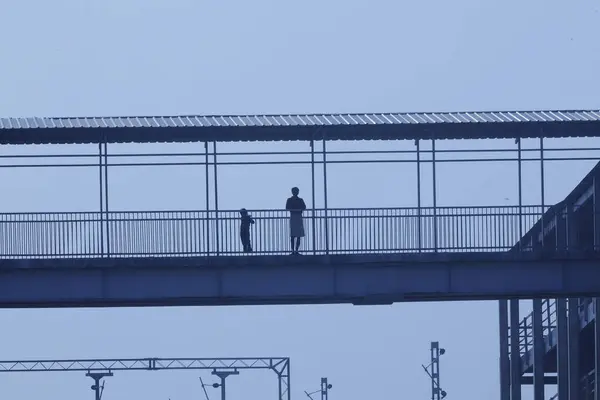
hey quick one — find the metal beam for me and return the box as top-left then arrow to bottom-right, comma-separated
517,139 -> 523,249
103,141 -> 109,256
594,177 -> 600,250
205,142 -> 210,254
0,357 -> 289,372
322,137 -> 329,255
276,357 -> 291,400
310,140 -> 316,255
499,300 -> 510,400
1,253 -> 600,308
595,298 -> 600,400
540,138 -> 545,248
98,143 -> 105,256
568,298 -> 580,400
510,300 -> 522,400
416,140 -> 422,252
213,141 -> 219,255
432,139 -> 438,252
532,299 -> 545,400
556,298 -> 569,400
520,376 -> 557,385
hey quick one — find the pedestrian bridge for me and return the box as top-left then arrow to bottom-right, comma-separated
0,205 -> 599,308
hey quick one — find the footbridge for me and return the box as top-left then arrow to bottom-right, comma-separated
0,206 -> 599,308
0,109 -> 599,308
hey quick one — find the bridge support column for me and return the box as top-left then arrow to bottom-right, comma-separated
310,140 -> 316,255
213,141 -> 220,255
416,139 -> 422,252
568,298 -> 580,400
594,177 -> 600,251
517,138 -> 523,248
499,300 -> 510,400
322,137 -> 329,255
532,299 -> 545,400
595,298 -> 600,400
432,139 -> 438,252
204,141 -> 211,253
539,138 -> 545,248
510,300 -> 521,400
98,141 -> 110,256
556,298 -> 569,400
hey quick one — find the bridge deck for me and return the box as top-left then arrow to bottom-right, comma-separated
0,206 -> 598,308
1,251 -> 599,308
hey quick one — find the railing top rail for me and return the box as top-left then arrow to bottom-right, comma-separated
0,205 -> 550,216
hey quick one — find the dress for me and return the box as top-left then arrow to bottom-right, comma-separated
286,196 -> 306,238
289,212 -> 305,238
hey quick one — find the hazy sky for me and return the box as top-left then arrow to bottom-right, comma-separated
0,1 -> 599,399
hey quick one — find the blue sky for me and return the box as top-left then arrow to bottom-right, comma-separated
0,0 -> 599,399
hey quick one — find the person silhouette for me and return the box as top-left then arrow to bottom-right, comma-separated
239,208 -> 255,253
285,187 -> 306,255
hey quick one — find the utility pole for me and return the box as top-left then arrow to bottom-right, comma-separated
305,377 -> 332,400
422,341 -> 447,400
211,369 -> 239,400
86,371 -> 113,400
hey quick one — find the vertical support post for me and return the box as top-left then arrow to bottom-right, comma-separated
322,137 -> 329,255
556,298 -> 569,400
595,298 -> 600,400
532,299 -> 545,400
509,300 -> 522,400
103,141 -> 110,257
98,143 -> 105,256
320,377 -> 331,400
205,142 -> 210,254
211,370 -> 239,400
86,371 -> 112,400
310,140 -> 317,255
275,359 -> 291,400
594,177 -> 600,251
566,203 -> 574,251
213,141 -> 219,256
287,359 -> 291,400
517,139 -> 523,251
499,300 -> 510,400
568,298 -> 580,400
416,140 -> 422,252
556,204 -> 567,252
432,139 -> 438,252
539,138 -> 545,248
431,342 -> 436,400
427,341 -> 443,400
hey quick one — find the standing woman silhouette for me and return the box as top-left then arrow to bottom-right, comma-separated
285,187 -> 306,255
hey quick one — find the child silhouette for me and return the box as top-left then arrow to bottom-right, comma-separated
239,208 -> 255,253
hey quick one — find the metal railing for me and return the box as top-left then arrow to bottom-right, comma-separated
510,298 -> 596,359
509,299 -> 557,357
581,370 -> 596,400
0,206 -> 549,258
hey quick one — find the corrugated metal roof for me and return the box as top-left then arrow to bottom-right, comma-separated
0,109 -> 599,145
2,110 -> 600,129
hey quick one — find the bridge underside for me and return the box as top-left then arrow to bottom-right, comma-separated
1,252 -> 599,308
